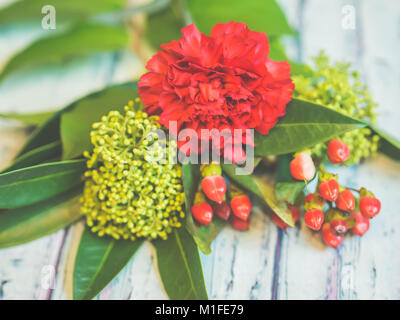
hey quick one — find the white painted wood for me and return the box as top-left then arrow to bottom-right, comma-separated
207,208 -> 279,299
0,0 -> 399,300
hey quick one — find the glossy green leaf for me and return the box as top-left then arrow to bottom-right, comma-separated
0,23 -> 129,82
268,38 -> 288,61
274,181 -> 305,205
146,5 -> 183,48
0,0 -> 126,25
290,61 -> 313,77
253,176 -> 294,227
0,111 -> 54,126
60,82 -> 139,159
221,164 -> 263,198
153,227 -> 208,299
252,176 -> 295,227
2,141 -> 62,173
222,164 -> 294,227
187,0 -> 293,36
0,159 -> 85,208
182,163 -> 225,255
254,99 -> 367,157
73,228 -> 144,300
17,82 -> 138,158
371,126 -> 400,161
17,111 -> 61,157
0,188 -> 82,248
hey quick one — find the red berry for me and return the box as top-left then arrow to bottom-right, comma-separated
290,152 -> 316,181
191,202 -> 213,225
201,175 -> 226,203
304,209 -> 324,231
351,211 -> 370,236
231,215 -> 250,231
322,223 -> 344,248
230,194 -> 252,221
319,179 -> 340,202
335,189 -> 355,212
271,206 -> 300,229
360,196 -> 381,219
330,219 -> 348,235
305,193 -> 314,203
327,139 -> 350,164
213,201 -> 231,220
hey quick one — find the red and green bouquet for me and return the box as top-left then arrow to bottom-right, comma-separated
0,0 -> 399,300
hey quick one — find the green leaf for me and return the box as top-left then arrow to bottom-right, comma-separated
17,111 -> 61,157
0,188 -> 82,248
181,163 -> 225,254
290,61 -> 313,77
2,141 -> 62,173
187,0 -> 293,36
73,228 -> 144,300
0,0 -> 126,25
146,5 -> 183,48
254,99 -> 367,157
221,164 -> 263,198
0,23 -> 129,82
371,126 -> 400,161
221,164 -> 294,227
252,176 -> 295,227
0,159 -> 85,208
274,181 -> 305,205
17,82 -> 138,158
0,111 -> 54,126
268,38 -> 288,61
185,214 -> 225,255
60,82 -> 139,159
152,227 -> 208,299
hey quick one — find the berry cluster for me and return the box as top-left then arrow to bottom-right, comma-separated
191,163 -> 252,230
275,139 -> 381,248
81,100 -> 185,240
293,52 -> 379,164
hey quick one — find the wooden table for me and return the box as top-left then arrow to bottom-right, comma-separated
0,0 -> 399,299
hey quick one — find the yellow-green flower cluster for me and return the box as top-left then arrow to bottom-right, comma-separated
80,100 -> 185,240
293,52 -> 379,164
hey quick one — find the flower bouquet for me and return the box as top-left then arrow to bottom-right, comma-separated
0,0 -> 399,300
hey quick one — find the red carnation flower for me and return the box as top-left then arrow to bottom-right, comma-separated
138,22 -> 294,162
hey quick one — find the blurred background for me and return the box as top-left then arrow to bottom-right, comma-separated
0,0 -> 399,299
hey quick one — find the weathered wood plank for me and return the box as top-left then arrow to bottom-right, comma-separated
207,208 -> 278,299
